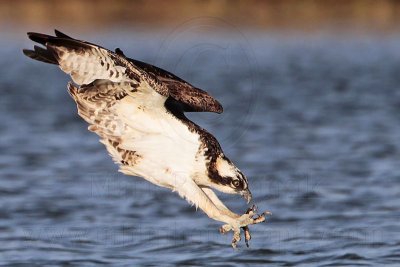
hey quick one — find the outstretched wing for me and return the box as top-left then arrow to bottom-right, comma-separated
23,30 -> 223,114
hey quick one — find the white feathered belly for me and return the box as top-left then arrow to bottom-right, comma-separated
100,96 -> 205,188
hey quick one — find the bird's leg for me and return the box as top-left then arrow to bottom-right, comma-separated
200,187 -> 245,247
200,187 -> 239,218
177,180 -> 241,228
177,180 -> 268,248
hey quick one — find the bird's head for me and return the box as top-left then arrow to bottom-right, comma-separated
209,156 -> 252,203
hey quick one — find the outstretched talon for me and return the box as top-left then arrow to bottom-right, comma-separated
231,227 -> 241,249
242,205 -> 255,247
219,206 -> 272,248
243,226 -> 251,247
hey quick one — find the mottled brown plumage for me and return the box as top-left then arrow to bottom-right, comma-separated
23,31 -> 222,114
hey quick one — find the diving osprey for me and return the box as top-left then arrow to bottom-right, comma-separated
23,30 -> 269,248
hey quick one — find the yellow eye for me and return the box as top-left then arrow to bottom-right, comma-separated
232,180 -> 240,187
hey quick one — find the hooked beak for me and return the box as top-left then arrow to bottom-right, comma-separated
241,189 -> 252,204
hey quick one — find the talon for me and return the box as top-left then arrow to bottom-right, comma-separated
262,210 -> 272,216
253,214 -> 266,224
245,204 -> 257,214
231,228 -> 241,249
226,207 -> 272,248
219,224 -> 232,234
251,204 -> 258,213
243,226 -> 251,247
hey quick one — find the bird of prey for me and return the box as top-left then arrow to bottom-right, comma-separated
23,30 -> 269,248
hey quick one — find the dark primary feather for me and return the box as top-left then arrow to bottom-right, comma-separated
54,29 -> 73,39
23,46 -> 57,64
23,30 -> 223,114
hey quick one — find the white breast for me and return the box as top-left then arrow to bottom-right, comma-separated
111,94 -> 207,188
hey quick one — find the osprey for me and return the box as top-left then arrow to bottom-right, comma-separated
23,30 -> 269,248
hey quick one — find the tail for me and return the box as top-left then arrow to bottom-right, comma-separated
22,30 -> 74,65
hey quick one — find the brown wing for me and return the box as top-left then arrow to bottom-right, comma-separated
23,30 -> 223,114
128,58 -> 223,113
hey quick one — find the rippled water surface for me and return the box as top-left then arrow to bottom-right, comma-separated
1,30 -> 400,266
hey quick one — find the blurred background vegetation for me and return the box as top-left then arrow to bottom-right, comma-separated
2,1 -> 400,265
1,0 -> 400,33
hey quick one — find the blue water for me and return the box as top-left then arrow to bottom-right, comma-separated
1,29 -> 400,266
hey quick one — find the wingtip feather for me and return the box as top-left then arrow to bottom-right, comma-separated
27,32 -> 52,45
54,29 -> 73,39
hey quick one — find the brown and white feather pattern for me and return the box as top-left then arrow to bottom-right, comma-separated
49,43 -> 128,85
67,81 -> 138,166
